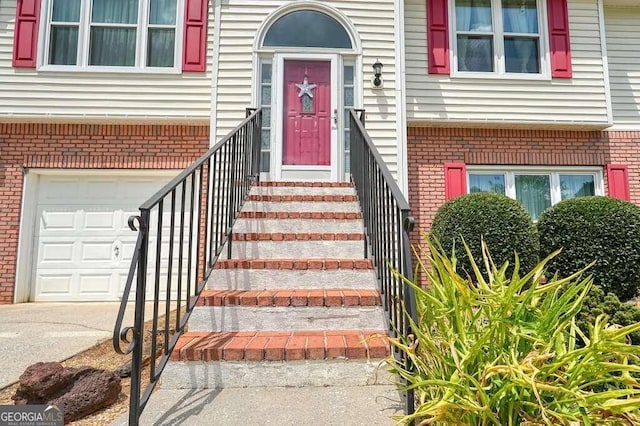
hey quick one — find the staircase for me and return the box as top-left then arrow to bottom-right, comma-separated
162,181 -> 391,389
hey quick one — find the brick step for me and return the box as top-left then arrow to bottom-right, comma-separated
247,194 -> 358,202
196,289 -> 381,307
207,268 -> 378,291
249,186 -> 356,196
233,218 -> 364,234
231,232 -> 364,241
243,201 -> 360,214
238,211 -> 362,220
214,258 -> 372,270
171,330 -> 389,362
255,181 -> 354,188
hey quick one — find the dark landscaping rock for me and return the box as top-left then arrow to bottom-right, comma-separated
12,362 -> 121,423
12,362 -> 74,404
52,367 -> 121,422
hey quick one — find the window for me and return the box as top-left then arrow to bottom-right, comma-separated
453,0 -> 543,75
263,11 -> 352,49
468,167 -> 603,220
44,0 -> 181,70
259,60 -> 272,173
343,62 -> 355,174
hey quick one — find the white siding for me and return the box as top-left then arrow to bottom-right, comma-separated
215,0 -> 399,174
604,6 -> 640,128
0,0 -> 213,121
404,0 -> 610,127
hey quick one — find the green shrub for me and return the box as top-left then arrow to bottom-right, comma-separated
538,196 -> 640,301
387,239 -> 640,425
430,192 -> 539,279
578,285 -> 640,345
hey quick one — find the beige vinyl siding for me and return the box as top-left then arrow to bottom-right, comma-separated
0,0 -> 213,121
215,0 -> 399,175
604,6 -> 640,127
404,0 -> 609,127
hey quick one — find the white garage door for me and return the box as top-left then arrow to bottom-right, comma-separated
33,174 -> 174,302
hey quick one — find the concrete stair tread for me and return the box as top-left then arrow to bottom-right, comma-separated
239,211 -> 363,219
232,232 -> 364,241
250,186 -> 356,196
172,330 -> 390,362
214,258 -> 373,270
196,289 -> 381,307
256,181 -> 354,187
248,194 -> 358,202
206,268 -> 378,290
242,201 -> 360,213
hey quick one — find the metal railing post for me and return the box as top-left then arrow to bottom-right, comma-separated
128,209 -> 149,426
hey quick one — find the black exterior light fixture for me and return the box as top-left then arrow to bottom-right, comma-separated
372,59 -> 383,88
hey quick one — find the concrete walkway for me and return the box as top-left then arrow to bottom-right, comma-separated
0,302 -> 406,424
0,302 -> 135,388
113,385 -> 404,425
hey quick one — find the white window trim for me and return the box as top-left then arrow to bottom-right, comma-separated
37,0 -> 184,73
449,0 -> 551,80
467,166 -> 605,206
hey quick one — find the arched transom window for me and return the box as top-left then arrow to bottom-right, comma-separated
263,10 -> 352,49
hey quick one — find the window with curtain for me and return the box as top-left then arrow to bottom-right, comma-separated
45,0 -> 180,70
467,168 -> 602,220
454,0 -> 542,75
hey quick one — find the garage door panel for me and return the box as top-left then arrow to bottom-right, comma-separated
39,210 -> 77,233
83,211 -> 119,232
40,242 -> 75,264
78,273 -> 114,295
37,274 -> 73,295
81,241 -> 116,263
39,179 -> 81,203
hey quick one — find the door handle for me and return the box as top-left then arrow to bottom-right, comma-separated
114,245 -> 120,258
333,109 -> 338,126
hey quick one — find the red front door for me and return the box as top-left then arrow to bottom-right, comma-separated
283,60 -> 331,166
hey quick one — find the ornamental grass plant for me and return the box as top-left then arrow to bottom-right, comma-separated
387,238 -> 640,425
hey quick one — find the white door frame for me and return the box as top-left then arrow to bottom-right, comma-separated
272,52 -> 339,182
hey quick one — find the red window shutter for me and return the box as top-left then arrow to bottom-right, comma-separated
13,0 -> 40,68
444,163 -> 467,200
182,0 -> 208,72
427,0 -> 450,75
547,0 -> 572,78
606,164 -> 630,201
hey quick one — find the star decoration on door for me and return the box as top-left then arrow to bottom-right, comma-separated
295,76 -> 317,98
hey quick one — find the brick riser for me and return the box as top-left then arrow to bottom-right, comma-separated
172,331 -> 390,362
196,289 -> 381,307
214,258 -> 373,270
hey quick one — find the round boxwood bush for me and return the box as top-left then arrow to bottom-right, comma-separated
538,196 -> 640,301
430,192 -> 539,279
577,285 -> 640,346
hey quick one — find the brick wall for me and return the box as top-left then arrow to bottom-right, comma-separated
0,123 -> 210,304
407,127 -> 640,242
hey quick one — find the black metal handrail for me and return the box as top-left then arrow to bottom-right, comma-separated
349,109 -> 417,416
113,108 -> 262,425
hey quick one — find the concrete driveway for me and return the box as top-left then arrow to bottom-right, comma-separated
0,302 -> 134,388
